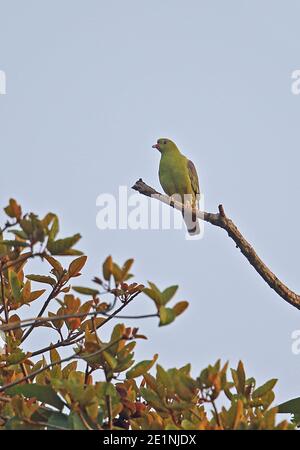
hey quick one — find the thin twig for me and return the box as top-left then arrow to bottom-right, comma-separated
0,336 -> 125,393
30,293 -> 141,358
21,286 -> 58,343
211,399 -> 222,428
0,309 -> 158,334
22,418 -> 68,431
84,363 -> 91,386
78,409 -> 93,430
2,252 -> 44,271
102,312 -> 158,320
0,220 -> 18,234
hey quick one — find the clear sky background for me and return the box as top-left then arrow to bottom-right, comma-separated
1,0 -> 300,406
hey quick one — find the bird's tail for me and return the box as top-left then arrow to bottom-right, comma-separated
182,211 -> 200,236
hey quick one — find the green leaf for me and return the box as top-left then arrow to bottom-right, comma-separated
156,364 -> 172,388
72,286 -> 99,296
252,379 -> 277,398
5,418 -> 39,430
60,249 -> 83,256
49,215 -> 59,241
159,306 -> 176,326
122,259 -> 134,276
126,354 -> 158,379
6,348 -> 27,364
278,397 -> 300,414
7,384 -> 64,410
140,387 -> 167,411
62,361 -> 77,378
8,230 -> 28,240
1,240 -> 29,248
26,274 -> 56,286
50,347 -> 61,365
68,412 -> 87,430
112,262 -> 122,283
143,281 -> 162,305
143,288 -> 160,303
236,361 -> 246,394
0,233 -> 6,257
41,212 -> 56,228
47,233 -> 81,255
95,381 -> 118,399
161,285 -> 178,305
47,412 -> 70,430
8,270 -> 22,301
103,351 -> 118,369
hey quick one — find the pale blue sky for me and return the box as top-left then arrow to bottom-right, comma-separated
1,0 -> 300,405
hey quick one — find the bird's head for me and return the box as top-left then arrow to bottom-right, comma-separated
152,138 -> 177,154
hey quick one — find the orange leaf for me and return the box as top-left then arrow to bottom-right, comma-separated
68,256 -> 87,278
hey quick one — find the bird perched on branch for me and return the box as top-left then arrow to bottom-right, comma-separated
152,138 -> 200,235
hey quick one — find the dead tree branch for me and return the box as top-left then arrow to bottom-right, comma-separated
132,178 -> 300,310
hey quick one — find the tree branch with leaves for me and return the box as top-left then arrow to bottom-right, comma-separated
0,198 -> 294,430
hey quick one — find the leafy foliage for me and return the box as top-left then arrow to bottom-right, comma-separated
0,200 -> 294,430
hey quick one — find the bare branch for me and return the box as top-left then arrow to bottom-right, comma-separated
132,179 -> 300,310
0,310 -> 158,333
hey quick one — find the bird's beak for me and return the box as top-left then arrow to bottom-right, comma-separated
152,143 -> 160,150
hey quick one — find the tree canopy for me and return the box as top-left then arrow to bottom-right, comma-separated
0,199 -> 295,430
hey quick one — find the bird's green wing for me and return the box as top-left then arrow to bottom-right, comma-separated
185,159 -> 200,234
187,160 -> 200,197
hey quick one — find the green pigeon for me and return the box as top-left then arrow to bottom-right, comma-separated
152,138 -> 200,235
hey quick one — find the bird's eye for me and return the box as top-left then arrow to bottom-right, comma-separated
163,140 -> 167,144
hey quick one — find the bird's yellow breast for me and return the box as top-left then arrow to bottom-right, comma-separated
159,152 -> 194,201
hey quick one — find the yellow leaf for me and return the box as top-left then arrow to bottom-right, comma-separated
50,347 -> 61,366
44,254 -> 64,276
103,256 -> 113,281
22,280 -> 31,303
233,399 -> 244,429
29,289 -> 46,302
172,301 -> 189,317
126,354 -> 158,379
